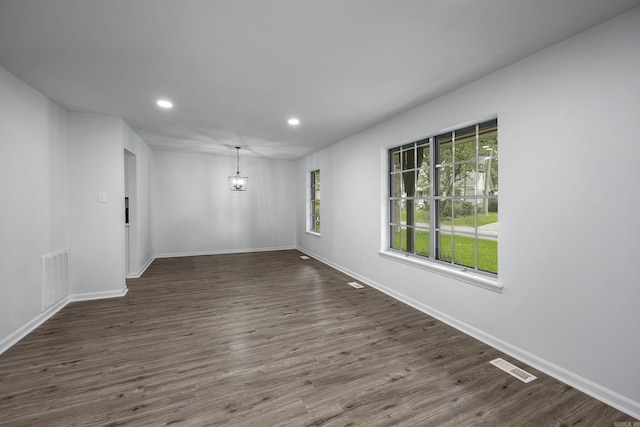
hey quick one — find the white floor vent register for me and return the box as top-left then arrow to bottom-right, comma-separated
490,358 -> 537,383
41,249 -> 70,312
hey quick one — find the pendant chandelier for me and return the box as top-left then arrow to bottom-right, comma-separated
228,146 -> 248,191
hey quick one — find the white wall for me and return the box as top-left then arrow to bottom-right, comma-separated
297,8 -> 640,418
0,66 -> 69,348
152,150 -> 296,256
68,113 -> 126,296
122,121 -> 153,276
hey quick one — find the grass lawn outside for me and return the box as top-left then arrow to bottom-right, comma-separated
400,210 -> 498,227
443,212 -> 498,228
391,229 -> 497,273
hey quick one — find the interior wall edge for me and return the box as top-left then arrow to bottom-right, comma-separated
295,246 -> 640,420
126,255 -> 155,279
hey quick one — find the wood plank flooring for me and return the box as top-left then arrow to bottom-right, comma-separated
0,250 -> 636,426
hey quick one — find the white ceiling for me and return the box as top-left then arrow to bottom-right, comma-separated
1,1 -> 639,159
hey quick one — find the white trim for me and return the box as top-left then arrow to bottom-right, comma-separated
0,296 -> 68,355
134,247 -> 299,273
69,287 -> 128,302
379,250 -> 501,293
305,230 -> 321,237
308,168 -> 321,234
382,117 -> 501,293
0,287 -> 128,355
126,256 -> 155,279
296,246 -> 640,420
380,148 -> 390,252
41,248 -> 70,258
154,245 -> 297,259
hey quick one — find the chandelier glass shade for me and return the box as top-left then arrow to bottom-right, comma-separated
228,146 -> 248,191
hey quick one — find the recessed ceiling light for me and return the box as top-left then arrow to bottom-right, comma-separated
288,117 -> 300,126
157,99 -> 173,109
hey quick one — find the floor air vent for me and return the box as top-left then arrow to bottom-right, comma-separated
300,255 -> 310,260
42,249 -> 70,312
490,358 -> 537,383
348,282 -> 364,289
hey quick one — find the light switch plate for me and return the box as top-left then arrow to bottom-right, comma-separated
98,192 -> 107,203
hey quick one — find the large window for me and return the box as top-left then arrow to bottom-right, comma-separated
389,119 -> 498,276
309,170 -> 321,233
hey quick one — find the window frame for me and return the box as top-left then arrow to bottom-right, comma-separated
308,169 -> 321,235
384,118 -> 500,291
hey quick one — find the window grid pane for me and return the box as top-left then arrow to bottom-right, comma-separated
310,170 -> 320,232
388,119 -> 498,276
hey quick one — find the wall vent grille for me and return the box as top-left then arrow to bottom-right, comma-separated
42,249 -> 70,312
490,358 -> 537,383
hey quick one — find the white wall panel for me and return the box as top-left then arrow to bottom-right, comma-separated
68,113 -> 125,295
152,151 -> 296,256
0,66 -> 69,348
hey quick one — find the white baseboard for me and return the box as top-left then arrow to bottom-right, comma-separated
296,246 -> 640,420
69,287 -> 128,302
0,287 -> 128,356
1,246 -> 299,355
126,256 -> 155,279
131,247 -> 297,277
154,245 -> 297,259
0,296 -> 69,355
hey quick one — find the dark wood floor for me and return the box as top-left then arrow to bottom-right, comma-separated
0,250 -> 635,426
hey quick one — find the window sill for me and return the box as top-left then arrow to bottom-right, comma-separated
378,250 -> 502,293
306,230 -> 321,237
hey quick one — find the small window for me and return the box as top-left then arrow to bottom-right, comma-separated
388,119 -> 498,276
309,170 -> 320,233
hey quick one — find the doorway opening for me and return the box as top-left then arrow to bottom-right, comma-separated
124,149 -> 137,277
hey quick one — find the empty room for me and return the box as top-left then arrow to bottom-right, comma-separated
1,1 -> 639,425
